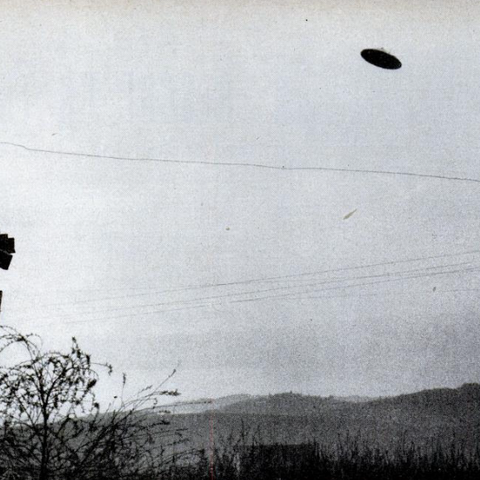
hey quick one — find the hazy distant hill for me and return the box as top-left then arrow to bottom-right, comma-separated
162,392 -> 371,415
217,392 -> 372,416
372,382 -> 480,413
162,394 -> 255,414
165,384 -> 480,451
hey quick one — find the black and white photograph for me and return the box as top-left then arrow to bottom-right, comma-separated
1,1 -> 480,479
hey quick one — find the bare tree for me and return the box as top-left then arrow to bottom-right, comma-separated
0,326 -> 183,480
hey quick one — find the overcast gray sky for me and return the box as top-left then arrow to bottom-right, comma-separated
1,0 -> 480,403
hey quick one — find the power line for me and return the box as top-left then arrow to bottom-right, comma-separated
2,140 -> 480,184
36,265 -> 480,326
16,261 -> 480,326
229,265 -> 480,305
28,248 -> 480,309
45,261 -> 475,316
13,259 -> 474,321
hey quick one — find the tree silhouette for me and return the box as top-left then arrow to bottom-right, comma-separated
0,326 -> 182,480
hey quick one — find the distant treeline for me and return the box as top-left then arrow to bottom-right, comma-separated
2,325 -> 479,480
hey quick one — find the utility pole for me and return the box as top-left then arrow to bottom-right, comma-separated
0,232 -> 15,312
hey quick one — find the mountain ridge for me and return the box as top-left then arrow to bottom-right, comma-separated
164,383 -> 480,416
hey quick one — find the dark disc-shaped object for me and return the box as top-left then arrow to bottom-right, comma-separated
361,49 -> 402,70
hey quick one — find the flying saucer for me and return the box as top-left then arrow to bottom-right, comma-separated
361,49 -> 402,70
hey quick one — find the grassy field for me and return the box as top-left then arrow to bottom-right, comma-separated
160,434 -> 480,480
151,385 -> 480,479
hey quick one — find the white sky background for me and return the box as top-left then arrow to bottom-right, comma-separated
1,0 -> 480,403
